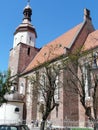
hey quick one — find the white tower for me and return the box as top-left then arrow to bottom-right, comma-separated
13,1 -> 37,48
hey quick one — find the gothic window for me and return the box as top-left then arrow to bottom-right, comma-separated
54,76 -> 60,102
92,52 -> 98,68
38,73 -> 46,103
54,75 -> 60,118
38,69 -> 60,105
39,104 -> 44,113
82,64 -> 91,98
20,82 -> 24,95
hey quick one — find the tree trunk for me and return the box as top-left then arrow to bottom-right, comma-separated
40,120 -> 46,130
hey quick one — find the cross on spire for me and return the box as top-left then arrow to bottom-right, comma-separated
27,0 -> 30,5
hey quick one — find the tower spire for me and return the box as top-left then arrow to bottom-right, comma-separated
23,0 -> 32,22
27,0 -> 30,5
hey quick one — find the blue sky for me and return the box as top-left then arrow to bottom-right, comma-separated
0,0 -> 97,72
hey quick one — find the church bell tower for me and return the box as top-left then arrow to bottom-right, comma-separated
9,1 -> 39,77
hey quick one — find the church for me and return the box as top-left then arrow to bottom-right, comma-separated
8,1 -> 98,129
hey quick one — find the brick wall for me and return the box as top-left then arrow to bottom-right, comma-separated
9,42 -> 39,76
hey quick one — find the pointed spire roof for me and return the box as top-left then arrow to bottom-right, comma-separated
23,0 -> 32,22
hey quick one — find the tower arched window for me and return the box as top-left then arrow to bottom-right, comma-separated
29,37 -> 32,44
27,47 -> 30,56
20,35 -> 23,43
15,107 -> 20,113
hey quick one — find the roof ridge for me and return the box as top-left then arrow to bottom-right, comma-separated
68,21 -> 86,49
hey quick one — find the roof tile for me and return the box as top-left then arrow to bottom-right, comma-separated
24,23 -> 83,72
83,30 -> 98,50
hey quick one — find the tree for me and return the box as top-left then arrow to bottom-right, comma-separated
29,61 -> 62,130
29,44 -> 98,129
62,48 -> 98,122
0,70 -> 12,105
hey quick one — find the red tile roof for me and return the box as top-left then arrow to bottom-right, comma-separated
83,30 -> 98,51
24,23 -> 83,73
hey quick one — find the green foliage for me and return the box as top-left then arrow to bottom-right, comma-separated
71,128 -> 93,130
0,69 -> 11,104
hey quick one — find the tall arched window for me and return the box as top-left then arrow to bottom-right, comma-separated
54,76 -> 60,101
20,82 -> 24,95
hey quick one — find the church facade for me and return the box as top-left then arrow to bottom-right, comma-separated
8,2 -> 98,128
